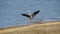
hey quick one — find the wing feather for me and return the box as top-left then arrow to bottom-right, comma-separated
31,10 -> 40,17
21,14 -> 30,18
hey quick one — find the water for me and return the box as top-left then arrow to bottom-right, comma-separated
0,0 -> 60,28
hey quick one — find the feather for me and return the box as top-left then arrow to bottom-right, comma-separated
21,14 -> 30,18
31,10 -> 40,18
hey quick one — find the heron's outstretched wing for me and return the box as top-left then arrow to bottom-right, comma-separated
31,10 -> 40,18
21,14 -> 30,18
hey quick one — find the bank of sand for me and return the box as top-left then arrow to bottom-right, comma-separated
0,21 -> 60,34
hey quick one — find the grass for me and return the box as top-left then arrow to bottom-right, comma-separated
0,21 -> 60,34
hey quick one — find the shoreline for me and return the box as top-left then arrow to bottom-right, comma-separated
0,21 -> 60,34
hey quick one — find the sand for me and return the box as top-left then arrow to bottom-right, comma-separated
0,21 -> 60,34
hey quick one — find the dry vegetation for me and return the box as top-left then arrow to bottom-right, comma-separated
0,21 -> 60,34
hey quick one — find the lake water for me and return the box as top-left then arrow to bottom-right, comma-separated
0,0 -> 60,28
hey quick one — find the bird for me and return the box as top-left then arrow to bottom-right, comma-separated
21,10 -> 40,20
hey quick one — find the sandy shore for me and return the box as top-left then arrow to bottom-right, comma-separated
0,21 -> 60,34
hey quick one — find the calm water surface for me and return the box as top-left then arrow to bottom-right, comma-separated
0,0 -> 60,28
